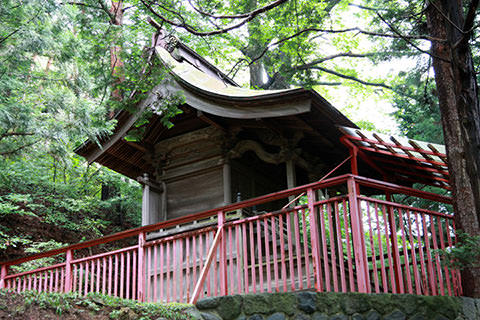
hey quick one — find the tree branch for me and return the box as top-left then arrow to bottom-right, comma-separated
186,0 -> 287,20
0,141 -> 38,156
0,7 -> 42,47
95,0 -> 116,24
293,52 -> 375,71
0,132 -> 35,142
457,0 -> 480,51
375,11 -> 451,63
428,0 -> 465,34
62,2 -> 103,10
142,0 -> 287,36
311,66 -> 393,90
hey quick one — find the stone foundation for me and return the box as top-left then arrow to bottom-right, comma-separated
189,291 -> 480,320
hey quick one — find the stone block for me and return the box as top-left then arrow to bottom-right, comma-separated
297,292 -> 317,314
202,312 -> 222,320
248,314 -> 264,320
328,314 -> 347,320
217,295 -> 243,320
266,312 -> 286,320
184,307 -> 203,320
244,294 -> 274,315
340,293 -> 371,314
198,297 -> 220,310
351,313 -> 363,320
293,313 -> 311,320
408,314 -> 425,320
316,293 -> 342,314
364,310 -> 380,320
383,309 -> 405,320
461,297 -> 477,320
311,312 -> 328,320
270,293 -> 296,316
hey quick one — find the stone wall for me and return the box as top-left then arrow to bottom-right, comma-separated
187,292 -> 480,320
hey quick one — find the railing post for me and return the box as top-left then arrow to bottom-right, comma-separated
218,210 -> 227,296
307,188 -> 323,291
64,249 -> 73,292
138,232 -> 146,302
386,193 -> 404,293
0,265 -> 8,289
347,177 -> 369,293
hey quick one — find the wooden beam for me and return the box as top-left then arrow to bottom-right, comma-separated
340,136 -> 389,178
125,141 -> 147,153
370,155 -> 449,177
292,116 -> 335,147
197,111 -> 226,132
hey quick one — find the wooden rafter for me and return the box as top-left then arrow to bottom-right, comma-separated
339,126 -> 450,190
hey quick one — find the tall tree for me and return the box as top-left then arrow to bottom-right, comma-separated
424,0 -> 480,297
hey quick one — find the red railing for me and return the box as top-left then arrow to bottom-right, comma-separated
0,174 -> 461,302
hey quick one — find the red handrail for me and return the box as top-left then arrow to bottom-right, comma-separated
0,174 -> 459,300
0,174 -> 451,267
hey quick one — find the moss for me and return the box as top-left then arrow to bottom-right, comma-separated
216,295 -> 242,320
243,294 -> 274,315
315,293 -> 342,315
270,293 -> 297,316
339,293 -> 371,315
1,290 -> 192,320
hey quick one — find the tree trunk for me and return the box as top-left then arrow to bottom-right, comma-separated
109,0 -> 124,114
426,0 -> 480,297
101,0 -> 124,224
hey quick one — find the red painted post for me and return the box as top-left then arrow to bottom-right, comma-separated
218,211 -> 228,296
326,203 -> 338,292
347,177 -> 369,293
64,249 -> 73,293
256,219 -> 264,292
307,188 -> 323,291
138,232 -> 146,302
386,193 -> 404,293
249,221 -> 257,293
0,265 -> 8,289
264,217 -> 272,292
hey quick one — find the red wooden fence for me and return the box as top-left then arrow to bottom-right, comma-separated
0,175 -> 461,302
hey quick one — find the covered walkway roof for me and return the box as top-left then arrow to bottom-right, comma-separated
340,126 -> 450,190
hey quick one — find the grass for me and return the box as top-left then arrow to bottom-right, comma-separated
0,289 -> 193,320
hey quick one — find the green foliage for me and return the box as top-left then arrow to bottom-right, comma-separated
23,290 -> 73,315
16,290 -> 192,319
434,230 -> 480,270
0,152 -> 142,261
11,240 -> 66,273
391,67 -> 443,143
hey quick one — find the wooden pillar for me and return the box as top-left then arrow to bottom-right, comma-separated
347,177 -> 369,293
350,147 -> 358,175
64,249 -> 73,292
0,265 -> 8,289
160,180 -> 167,222
286,159 -> 297,204
142,173 -> 151,226
223,159 -> 232,205
286,159 -> 296,189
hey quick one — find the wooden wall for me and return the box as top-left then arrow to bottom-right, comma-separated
153,126 -> 226,221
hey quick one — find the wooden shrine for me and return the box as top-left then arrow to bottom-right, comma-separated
2,27 -> 459,303
75,29 -> 371,226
